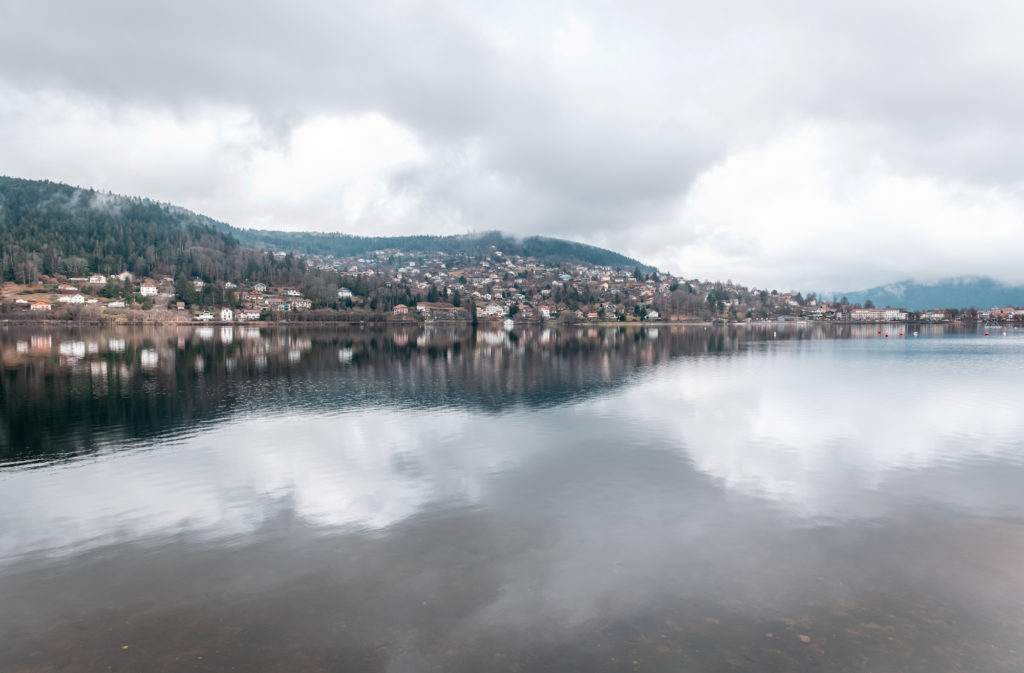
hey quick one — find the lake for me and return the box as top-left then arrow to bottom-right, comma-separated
1,323 -> 1022,672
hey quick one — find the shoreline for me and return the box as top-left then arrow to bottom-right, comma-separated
1,317 -> 986,329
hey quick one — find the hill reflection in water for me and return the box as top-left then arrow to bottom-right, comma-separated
1,323 -> 1022,673
2,322 -> 871,463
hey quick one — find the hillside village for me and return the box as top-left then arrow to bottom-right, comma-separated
3,246 -> 1022,324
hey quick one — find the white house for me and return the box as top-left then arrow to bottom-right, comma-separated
646,310 -> 660,320
30,301 -> 52,311
538,305 -> 552,318
58,294 -> 86,304
140,283 -> 158,297
220,308 -> 234,321
195,311 -> 214,321
88,274 -> 106,285
337,287 -> 353,299
483,303 -> 505,316
851,308 -> 909,322
253,283 -> 267,292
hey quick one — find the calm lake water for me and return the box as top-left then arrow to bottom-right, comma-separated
1,323 -> 1022,672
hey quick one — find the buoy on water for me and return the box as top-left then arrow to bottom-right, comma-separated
877,330 -> 882,335
984,332 -> 989,336
885,333 -> 889,338
913,331 -> 918,337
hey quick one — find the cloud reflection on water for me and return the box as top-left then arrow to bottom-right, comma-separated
2,333 -> 1023,566
619,339 -> 1024,518
3,329 -> 1024,671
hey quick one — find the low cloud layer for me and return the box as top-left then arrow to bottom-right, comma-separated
3,0 -> 1024,291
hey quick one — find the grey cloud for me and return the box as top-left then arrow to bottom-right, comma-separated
4,0 -> 1024,288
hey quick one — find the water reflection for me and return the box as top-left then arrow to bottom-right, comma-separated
2,323 -> 835,463
626,337 -> 1024,518
0,324 -> 1022,672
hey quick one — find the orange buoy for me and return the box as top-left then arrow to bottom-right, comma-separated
877,330 -> 881,335
985,332 -> 989,336
885,333 -> 889,338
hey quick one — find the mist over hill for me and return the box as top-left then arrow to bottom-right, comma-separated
225,228 -> 649,270
0,176 -> 649,283
841,277 -> 1024,311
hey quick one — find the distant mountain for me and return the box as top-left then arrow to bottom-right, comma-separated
841,277 -> 1024,311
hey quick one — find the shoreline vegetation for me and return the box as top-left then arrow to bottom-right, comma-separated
0,313 -> 983,328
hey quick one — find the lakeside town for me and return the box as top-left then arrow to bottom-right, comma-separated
3,246 -> 1022,325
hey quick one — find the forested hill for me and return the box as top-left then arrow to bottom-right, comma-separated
0,176 -> 649,283
227,228 -> 648,270
0,176 -> 248,283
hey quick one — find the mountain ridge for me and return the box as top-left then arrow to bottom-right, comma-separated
840,276 -> 1024,311
0,175 -> 650,275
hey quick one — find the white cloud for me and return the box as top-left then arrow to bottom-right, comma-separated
4,1 -> 1024,289
657,124 -> 1024,290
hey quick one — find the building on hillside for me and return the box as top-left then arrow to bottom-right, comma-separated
140,283 -> 158,297
195,311 -> 214,321
980,306 -> 1017,320
88,274 -> 107,285
58,294 -> 86,304
416,302 -> 468,321
30,301 -> 52,311
58,283 -> 78,292
220,308 -> 234,321
850,308 -> 908,322
338,287 -> 353,299
392,304 -> 409,315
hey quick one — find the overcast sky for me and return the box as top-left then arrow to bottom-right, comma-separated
2,1 -> 1024,292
